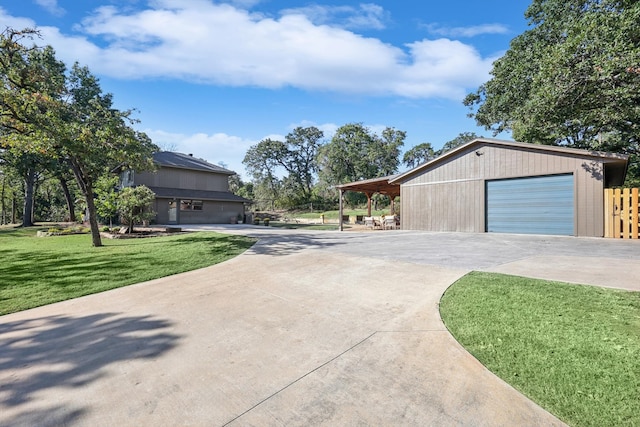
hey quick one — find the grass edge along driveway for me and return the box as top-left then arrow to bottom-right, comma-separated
440,271 -> 640,427
0,227 -> 256,316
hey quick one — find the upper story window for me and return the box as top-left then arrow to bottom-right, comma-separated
120,170 -> 134,188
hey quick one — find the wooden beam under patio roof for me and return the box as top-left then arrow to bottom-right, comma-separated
336,175 -> 400,198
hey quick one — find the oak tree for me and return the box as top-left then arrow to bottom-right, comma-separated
0,29 -> 157,245
464,0 -> 640,182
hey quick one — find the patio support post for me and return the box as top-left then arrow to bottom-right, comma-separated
339,188 -> 344,232
366,192 -> 373,217
390,195 -> 395,215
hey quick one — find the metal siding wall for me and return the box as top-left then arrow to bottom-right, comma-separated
401,180 -> 483,232
575,163 -> 604,237
400,144 -> 607,236
486,174 -> 574,235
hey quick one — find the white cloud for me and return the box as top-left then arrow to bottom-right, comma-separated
34,0 -> 65,17
281,3 -> 388,30
0,8 -> 40,30
394,39 -> 501,99
145,129 -> 259,179
425,23 -> 510,38
2,3 -> 496,100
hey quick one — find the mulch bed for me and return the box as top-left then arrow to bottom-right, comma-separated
100,226 -> 184,239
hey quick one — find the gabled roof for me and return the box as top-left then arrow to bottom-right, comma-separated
390,138 -> 629,184
154,152 -> 236,175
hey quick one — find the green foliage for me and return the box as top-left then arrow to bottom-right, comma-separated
243,126 -> 324,208
0,28 -> 158,246
33,175 -> 73,222
241,123 -> 413,209
228,173 -> 243,194
438,132 -> 481,155
94,174 -> 119,226
403,142 -> 436,169
441,272 -> 640,427
283,126 -> 324,201
243,139 -> 283,208
0,164 -> 22,224
464,0 -> 640,181
0,226 -> 256,315
0,151 -> 45,226
402,133 -> 481,170
318,123 -> 404,184
45,225 -> 89,235
117,185 -> 155,232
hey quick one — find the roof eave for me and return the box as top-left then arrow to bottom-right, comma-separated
390,138 -> 630,184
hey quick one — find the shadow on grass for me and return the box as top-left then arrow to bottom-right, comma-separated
0,312 -> 181,425
0,232 -> 256,297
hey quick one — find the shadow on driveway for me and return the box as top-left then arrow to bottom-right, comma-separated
0,313 -> 181,426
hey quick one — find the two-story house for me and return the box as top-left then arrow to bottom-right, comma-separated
121,151 -> 250,225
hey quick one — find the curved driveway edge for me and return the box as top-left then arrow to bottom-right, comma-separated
3,227 -> 637,426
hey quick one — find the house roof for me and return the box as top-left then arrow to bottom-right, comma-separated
336,174 -> 400,197
153,151 -> 236,175
390,138 -> 629,185
148,186 -> 252,203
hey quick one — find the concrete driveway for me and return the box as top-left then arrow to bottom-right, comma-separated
1,228 -> 638,426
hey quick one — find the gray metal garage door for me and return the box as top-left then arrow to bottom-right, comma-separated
486,174 -> 574,235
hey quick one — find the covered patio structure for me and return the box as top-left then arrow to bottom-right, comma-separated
336,175 -> 400,231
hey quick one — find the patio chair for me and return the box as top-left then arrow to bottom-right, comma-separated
383,215 -> 398,230
364,216 -> 376,229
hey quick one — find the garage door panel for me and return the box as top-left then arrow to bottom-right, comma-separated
486,174 -> 574,235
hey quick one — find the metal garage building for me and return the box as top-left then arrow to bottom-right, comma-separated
390,139 -> 628,237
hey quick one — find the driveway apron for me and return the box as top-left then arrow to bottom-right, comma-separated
5,227 -> 636,426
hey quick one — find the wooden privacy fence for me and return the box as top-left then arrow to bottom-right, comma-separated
604,188 -> 639,239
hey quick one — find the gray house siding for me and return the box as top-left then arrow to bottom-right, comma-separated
153,199 -> 244,225
135,168 -> 230,192
124,152 -> 250,225
397,141 -> 618,237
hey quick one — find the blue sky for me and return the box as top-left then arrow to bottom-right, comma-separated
1,0 -> 530,178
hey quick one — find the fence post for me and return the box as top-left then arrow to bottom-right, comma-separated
604,189 -> 613,238
633,188 -> 639,239
623,188 -> 631,238
614,188 -> 622,238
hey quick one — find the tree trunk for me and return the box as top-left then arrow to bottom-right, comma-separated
22,167 -> 36,227
69,161 -> 102,247
11,196 -> 17,224
85,182 -> 102,247
31,178 -> 41,225
59,177 -> 76,222
1,174 -> 5,225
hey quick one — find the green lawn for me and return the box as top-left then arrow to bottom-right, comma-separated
440,272 -> 640,427
0,226 -> 256,315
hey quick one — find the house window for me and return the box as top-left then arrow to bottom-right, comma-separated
180,200 -> 203,211
120,170 -> 134,188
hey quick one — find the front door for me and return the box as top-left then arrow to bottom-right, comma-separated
168,200 -> 178,224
